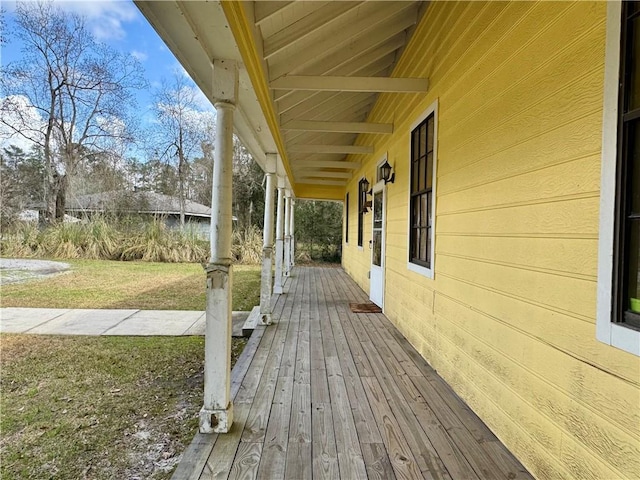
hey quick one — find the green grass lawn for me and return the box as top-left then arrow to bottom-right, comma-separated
1,259 -> 261,311
0,259 -> 260,479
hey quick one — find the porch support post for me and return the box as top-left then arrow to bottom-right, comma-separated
284,190 -> 291,277
200,59 -> 238,434
274,179 -> 285,294
259,154 -> 277,324
290,199 -> 295,267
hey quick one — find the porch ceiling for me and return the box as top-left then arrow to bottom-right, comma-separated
254,1 -> 426,196
135,1 -> 427,200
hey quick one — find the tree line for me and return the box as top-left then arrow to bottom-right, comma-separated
0,1 -> 265,232
1,1 -> 343,263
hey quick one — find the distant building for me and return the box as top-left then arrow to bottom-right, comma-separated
65,191 -> 228,237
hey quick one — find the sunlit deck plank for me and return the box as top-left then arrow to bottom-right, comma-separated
181,266 -> 533,480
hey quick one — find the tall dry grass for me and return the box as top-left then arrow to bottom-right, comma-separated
1,217 -> 263,264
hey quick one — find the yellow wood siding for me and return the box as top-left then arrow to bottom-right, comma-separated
341,2 -> 640,479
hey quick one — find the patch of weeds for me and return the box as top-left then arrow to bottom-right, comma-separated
0,334 -> 247,479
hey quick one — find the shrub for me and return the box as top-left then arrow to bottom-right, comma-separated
232,225 -> 263,265
0,217 -> 263,265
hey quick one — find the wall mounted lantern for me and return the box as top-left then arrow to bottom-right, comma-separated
380,160 -> 395,184
360,177 -> 372,213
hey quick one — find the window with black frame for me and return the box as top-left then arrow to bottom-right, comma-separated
410,113 -> 434,269
345,193 -> 349,244
357,179 -> 366,247
615,1 -> 640,329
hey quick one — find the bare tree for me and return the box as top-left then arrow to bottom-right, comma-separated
0,1 -> 145,224
151,74 -> 211,226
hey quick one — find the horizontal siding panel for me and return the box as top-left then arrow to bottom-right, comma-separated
435,316 -> 640,479
440,71 -> 603,176
436,254 -> 596,319
438,155 -> 601,217
437,197 -> 600,237
340,2 -> 640,478
436,236 -> 597,279
434,294 -> 640,431
441,3 -> 604,134
435,328 -> 632,480
437,113 -> 602,196
434,354 -> 573,480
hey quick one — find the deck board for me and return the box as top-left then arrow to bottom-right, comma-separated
179,266 -> 533,480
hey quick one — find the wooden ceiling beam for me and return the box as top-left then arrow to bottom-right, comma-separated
255,2 -> 294,25
295,171 -> 353,179
282,120 -> 393,134
293,161 -> 361,170
271,75 -> 429,93
280,92 -> 372,125
274,35 -> 405,105
267,3 -> 418,81
295,179 -> 348,186
288,144 -> 374,155
263,2 -> 362,59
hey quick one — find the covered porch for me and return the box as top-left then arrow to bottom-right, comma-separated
172,266 -> 532,480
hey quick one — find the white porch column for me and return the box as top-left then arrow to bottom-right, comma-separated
284,190 -> 291,277
273,181 -> 285,294
290,199 -> 295,267
200,59 -> 237,434
259,154 -> 277,324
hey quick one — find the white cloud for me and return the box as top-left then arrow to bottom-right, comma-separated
53,1 -> 138,41
131,50 -> 148,62
0,95 -> 45,152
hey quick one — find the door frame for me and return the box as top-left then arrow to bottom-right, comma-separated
370,179 -> 387,309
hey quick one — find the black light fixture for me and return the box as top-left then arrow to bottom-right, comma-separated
360,177 -> 372,213
380,160 -> 395,184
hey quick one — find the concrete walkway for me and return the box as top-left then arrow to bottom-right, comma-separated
0,308 -> 250,336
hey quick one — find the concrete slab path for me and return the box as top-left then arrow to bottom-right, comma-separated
0,308 -> 250,336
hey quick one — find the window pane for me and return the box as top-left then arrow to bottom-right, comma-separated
412,197 -> 419,228
630,120 -> 640,213
412,129 -> 419,161
426,152 -> 433,189
418,157 -> 425,191
628,221 -> 640,311
413,161 -> 419,193
426,227 -> 432,266
427,115 -> 434,153
373,230 -> 382,267
421,193 -> 428,228
373,191 -> 383,228
629,16 -> 640,111
420,227 -> 428,262
420,123 -> 427,158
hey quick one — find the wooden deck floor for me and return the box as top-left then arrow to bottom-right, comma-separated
173,266 -> 533,480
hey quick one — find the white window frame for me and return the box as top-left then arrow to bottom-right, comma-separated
596,0 -> 640,356
407,99 -> 438,279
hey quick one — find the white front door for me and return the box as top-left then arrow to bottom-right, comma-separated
370,185 -> 385,307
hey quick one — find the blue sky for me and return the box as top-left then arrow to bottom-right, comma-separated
1,0 -> 214,153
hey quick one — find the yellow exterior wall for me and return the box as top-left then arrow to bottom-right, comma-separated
341,2 -> 640,479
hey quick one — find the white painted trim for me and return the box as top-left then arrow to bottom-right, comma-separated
596,1 -> 640,357
370,159 -> 387,309
406,99 -> 438,281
